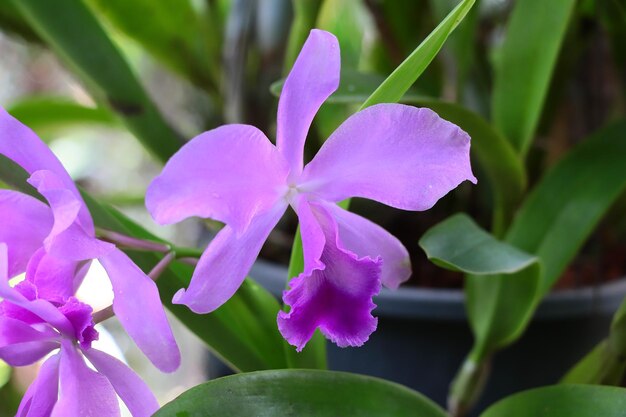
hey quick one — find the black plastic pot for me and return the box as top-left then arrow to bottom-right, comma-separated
209,260 -> 626,415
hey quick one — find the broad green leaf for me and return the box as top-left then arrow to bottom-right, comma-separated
283,0 -> 321,74
0,159 -> 289,372
84,0 -> 219,92
316,0 -> 363,68
0,0 -> 41,42
0,361 -> 9,389
419,214 -> 538,275
360,0 -> 475,110
11,0 -> 183,163
7,97 -> 117,139
492,0 -> 577,155
154,370 -> 448,417
480,385 -> 626,417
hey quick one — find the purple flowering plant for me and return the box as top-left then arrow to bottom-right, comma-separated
3,0 -> 626,416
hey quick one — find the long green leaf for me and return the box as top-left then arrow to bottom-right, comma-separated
480,385 -> 626,417
11,0 -> 183,162
84,0 -> 219,92
154,370 -> 448,417
7,97 -> 117,138
492,0 -> 577,155
360,0 -> 475,110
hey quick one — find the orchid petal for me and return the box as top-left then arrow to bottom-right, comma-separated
0,190 -> 52,278
319,201 -> 411,289
146,124 -> 289,233
0,244 -> 74,336
302,104 -> 476,210
174,201 -> 287,314
16,353 -> 60,417
276,29 -> 340,177
26,248 -> 84,304
292,195 -> 325,276
278,203 -> 381,351
0,106 -> 93,230
28,170 -> 113,260
0,316 -> 59,366
99,248 -> 180,372
85,348 -> 159,417
51,340 -> 120,417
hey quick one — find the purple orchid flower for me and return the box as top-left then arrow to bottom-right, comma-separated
0,243 -> 159,417
146,29 -> 476,350
0,107 -> 180,371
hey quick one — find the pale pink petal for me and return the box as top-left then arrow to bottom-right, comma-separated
0,316 -> 59,366
319,201 -> 411,289
85,349 -> 159,417
51,341 -> 120,417
99,248 -> 180,372
16,353 -> 60,417
28,170 -> 114,261
173,202 -> 287,314
277,203 -> 381,351
301,104 -> 476,210
0,106 -> 93,230
146,124 -> 289,233
0,190 -> 52,277
276,29 -> 340,177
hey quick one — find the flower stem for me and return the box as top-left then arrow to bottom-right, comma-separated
93,252 -> 176,324
96,228 -> 204,259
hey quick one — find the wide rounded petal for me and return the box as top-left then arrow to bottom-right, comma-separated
0,316 -> 59,366
51,341 -> 120,417
276,29 -> 340,177
319,201 -> 411,289
16,353 -> 60,417
28,170 -> 114,261
173,202 -> 287,314
0,244 -> 74,336
85,349 -> 159,417
301,104 -> 477,210
277,203 -> 381,351
0,190 -> 52,278
0,106 -> 93,231
99,248 -> 180,372
146,124 -> 289,233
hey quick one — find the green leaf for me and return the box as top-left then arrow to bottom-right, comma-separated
0,361 -> 10,390
0,0 -> 41,42
419,214 -> 538,275
492,0 -> 577,155
283,0 -> 322,74
7,97 -> 118,139
154,370 -> 448,417
360,0 -> 475,110
84,0 -> 219,91
480,385 -> 626,417
11,0 -> 183,163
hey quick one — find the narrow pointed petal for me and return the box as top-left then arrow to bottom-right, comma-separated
0,190 -> 52,277
302,104 -> 476,210
278,204 -> 381,351
0,244 -> 74,336
28,170 -> 113,260
0,316 -> 59,366
276,29 -> 340,176
51,341 -> 120,417
292,195 -> 325,276
174,202 -> 287,314
99,248 -> 180,372
16,353 -> 60,417
146,124 -> 289,233
85,349 -> 159,417
0,106 -> 93,230
319,201 -> 411,289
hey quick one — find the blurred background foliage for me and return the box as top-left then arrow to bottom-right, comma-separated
0,0 -> 625,416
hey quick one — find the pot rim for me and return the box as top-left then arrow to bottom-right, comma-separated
250,260 -> 626,321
